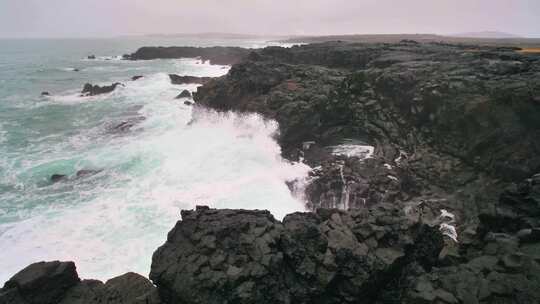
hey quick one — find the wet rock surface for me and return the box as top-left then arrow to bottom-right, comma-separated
81,82 -> 122,96
175,89 -> 192,99
50,170 -> 103,184
1,261 -> 159,304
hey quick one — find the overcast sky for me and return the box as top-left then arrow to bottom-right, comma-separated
1,0 -> 539,38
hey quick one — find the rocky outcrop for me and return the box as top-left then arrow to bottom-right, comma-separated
109,116 -> 146,133
1,261 -> 79,304
168,74 -> 212,85
175,90 -> 192,99
150,205 -> 444,304
131,75 -> 144,81
404,174 -> 540,304
0,261 -> 159,304
50,170 -> 102,184
194,41 -> 540,222
81,83 -> 122,96
124,46 -> 251,65
3,173 -> 540,303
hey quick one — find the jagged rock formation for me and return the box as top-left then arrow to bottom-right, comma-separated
194,41 -> 540,225
3,42 -> 540,304
3,174 -> 539,303
0,261 -> 159,304
124,46 -> 251,65
149,205 -> 444,304
175,89 -> 192,99
81,83 -> 122,96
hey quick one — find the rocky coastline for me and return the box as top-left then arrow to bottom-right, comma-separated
2,41 -> 540,303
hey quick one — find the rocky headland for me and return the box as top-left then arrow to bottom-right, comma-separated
123,46 -> 251,65
2,41 -> 540,303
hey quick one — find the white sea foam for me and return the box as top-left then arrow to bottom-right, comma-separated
331,144 -> 374,159
0,69 -> 311,283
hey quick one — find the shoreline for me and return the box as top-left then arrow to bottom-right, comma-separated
2,40 -> 540,303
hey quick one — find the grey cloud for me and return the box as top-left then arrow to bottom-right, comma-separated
0,0 -> 538,38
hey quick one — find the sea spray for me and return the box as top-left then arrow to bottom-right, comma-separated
0,45 -> 310,282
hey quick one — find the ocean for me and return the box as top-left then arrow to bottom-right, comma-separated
0,37 -> 310,282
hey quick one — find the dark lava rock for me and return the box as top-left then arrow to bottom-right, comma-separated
175,90 -> 192,99
150,205 -> 443,304
50,170 -> 102,184
41,92 -> 50,96
194,41 -> 540,219
59,273 -> 160,304
75,169 -> 102,179
87,55 -> 96,60
50,174 -> 68,183
81,83 -> 122,96
168,74 -> 212,85
131,75 -> 144,81
1,261 -> 79,304
124,46 -> 251,65
109,116 -> 146,133
0,262 -> 160,304
184,101 -> 194,106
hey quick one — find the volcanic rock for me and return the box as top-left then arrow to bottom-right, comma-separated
194,41 -> 540,219
168,74 -> 212,85
124,46 -> 251,65
1,261 -> 79,304
150,205 -> 444,303
0,262 -> 160,304
175,90 -> 192,99
81,83 -> 122,96
50,174 -> 68,183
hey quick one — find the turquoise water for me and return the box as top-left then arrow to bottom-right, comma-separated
0,38 -> 309,282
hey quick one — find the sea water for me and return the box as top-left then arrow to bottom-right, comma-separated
0,37 -> 309,282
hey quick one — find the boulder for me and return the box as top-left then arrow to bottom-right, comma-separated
1,261 -> 79,304
81,83 -> 122,96
75,170 -> 102,179
50,174 -> 68,183
131,75 -> 143,81
0,262 -> 160,304
87,55 -> 96,60
109,116 -> 146,133
41,92 -> 50,96
59,273 -> 160,304
50,170 -> 102,184
175,90 -> 192,99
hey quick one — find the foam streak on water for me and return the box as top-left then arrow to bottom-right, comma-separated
0,39 -> 310,282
